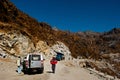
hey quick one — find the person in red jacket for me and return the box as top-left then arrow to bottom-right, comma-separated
50,57 -> 58,73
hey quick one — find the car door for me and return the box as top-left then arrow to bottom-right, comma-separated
30,55 -> 41,68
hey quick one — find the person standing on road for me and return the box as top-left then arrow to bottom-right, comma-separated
17,56 -> 22,74
50,57 -> 58,73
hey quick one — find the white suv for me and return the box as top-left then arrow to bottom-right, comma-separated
22,53 -> 44,74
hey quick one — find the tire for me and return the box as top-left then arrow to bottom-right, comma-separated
37,68 -> 44,74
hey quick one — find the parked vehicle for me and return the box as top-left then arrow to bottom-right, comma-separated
56,52 -> 65,61
22,53 -> 44,74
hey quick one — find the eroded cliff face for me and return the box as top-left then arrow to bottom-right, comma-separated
0,30 -> 33,57
0,25 -> 71,59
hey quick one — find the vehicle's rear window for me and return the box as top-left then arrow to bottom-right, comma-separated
32,55 -> 40,61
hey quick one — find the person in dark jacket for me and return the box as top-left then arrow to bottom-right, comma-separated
50,57 -> 58,73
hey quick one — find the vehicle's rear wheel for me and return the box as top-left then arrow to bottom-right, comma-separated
37,68 -> 44,74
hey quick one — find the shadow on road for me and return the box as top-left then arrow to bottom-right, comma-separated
46,71 -> 53,73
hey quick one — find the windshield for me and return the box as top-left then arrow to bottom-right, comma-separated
32,55 -> 41,61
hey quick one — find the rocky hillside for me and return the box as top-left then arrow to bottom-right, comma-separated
0,0 -> 120,78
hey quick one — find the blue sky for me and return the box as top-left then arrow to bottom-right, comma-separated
10,0 -> 120,32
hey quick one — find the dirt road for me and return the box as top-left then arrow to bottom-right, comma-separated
0,59 -> 100,80
46,60 -> 100,80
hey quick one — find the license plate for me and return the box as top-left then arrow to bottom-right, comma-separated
32,69 -> 37,72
